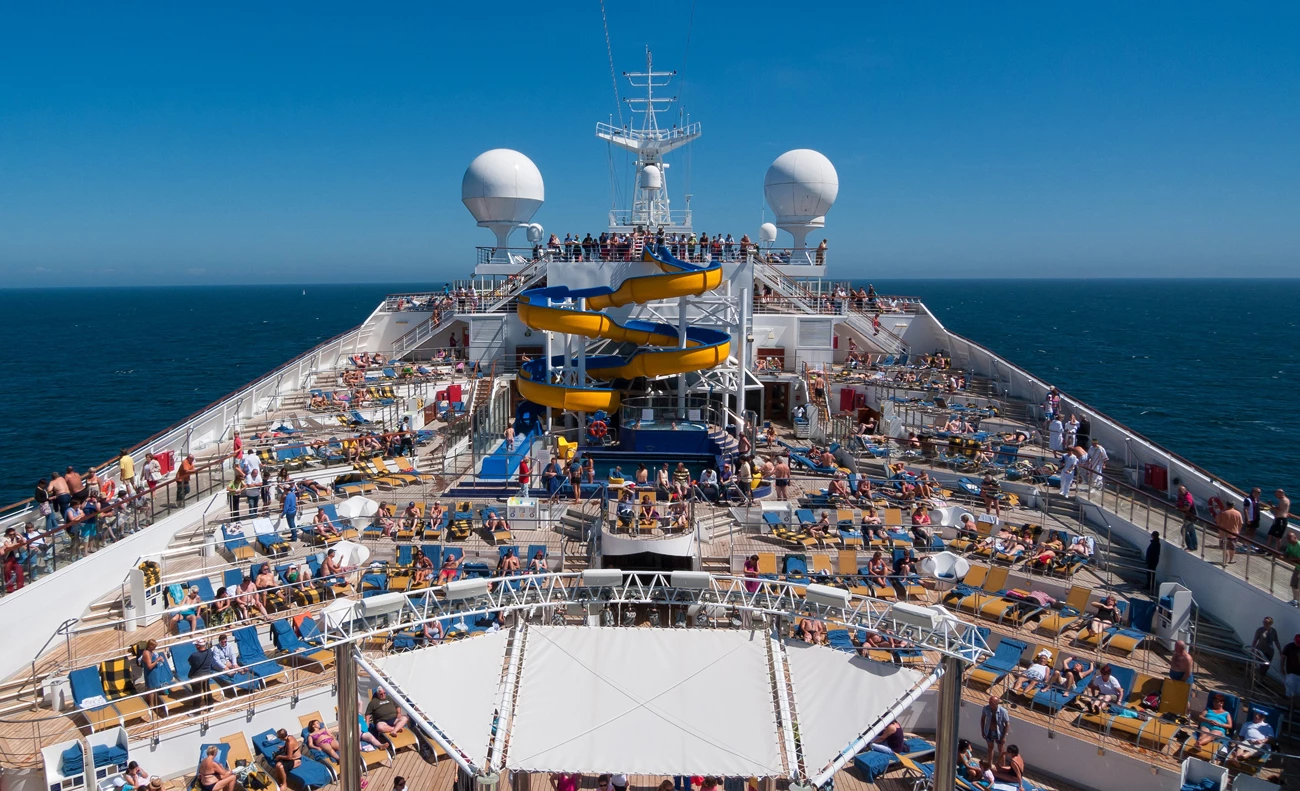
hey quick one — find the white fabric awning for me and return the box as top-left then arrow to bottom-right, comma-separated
372,630 -> 510,768
369,625 -> 939,779
782,640 -> 927,776
506,626 -> 784,777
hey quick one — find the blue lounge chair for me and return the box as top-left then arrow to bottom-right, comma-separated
1031,670 -> 1095,714
853,737 -> 936,782
269,619 -> 333,670
232,626 -> 286,685
251,729 -> 336,791
194,743 -> 232,783
69,667 -> 121,731
222,524 -> 253,560
967,637 -> 1028,688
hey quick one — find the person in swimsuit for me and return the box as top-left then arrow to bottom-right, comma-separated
271,729 -> 302,788
197,745 -> 238,791
773,458 -> 791,501
1195,694 -> 1234,748
307,719 -> 340,763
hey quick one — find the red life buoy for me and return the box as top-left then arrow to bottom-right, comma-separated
589,420 -> 608,439
1207,496 -> 1226,518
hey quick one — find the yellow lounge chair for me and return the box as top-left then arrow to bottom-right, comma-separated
1035,585 -> 1091,635
956,566 -> 1009,614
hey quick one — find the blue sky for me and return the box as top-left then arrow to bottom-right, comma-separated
1,2 -> 1297,285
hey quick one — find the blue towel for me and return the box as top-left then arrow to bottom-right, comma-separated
61,745 -> 84,775
92,744 -> 128,768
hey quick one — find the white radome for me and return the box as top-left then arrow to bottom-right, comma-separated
462,149 -> 545,226
763,149 -> 838,224
758,222 -> 778,245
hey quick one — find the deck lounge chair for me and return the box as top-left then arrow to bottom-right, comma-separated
251,518 -> 290,557
421,508 -> 448,540
967,637 -> 1028,688
393,457 -> 436,483
222,524 -> 254,560
1077,664 -> 1137,726
70,666 -> 130,732
1030,670 -> 1095,714
316,503 -> 358,541
1087,675 -> 1190,750
955,566 -> 1009,614
1034,585 -> 1091,635
270,619 -> 334,671
852,737 -> 935,782
251,729 -> 336,790
232,626 -> 286,686
940,564 -> 989,606
482,507 -> 512,545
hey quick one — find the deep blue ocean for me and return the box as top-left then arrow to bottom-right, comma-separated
1,280 -> 1295,506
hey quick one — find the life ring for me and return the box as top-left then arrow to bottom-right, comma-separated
1207,496 -> 1226,518
588,420 -> 608,439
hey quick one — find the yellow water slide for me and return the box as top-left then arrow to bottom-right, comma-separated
516,245 -> 730,412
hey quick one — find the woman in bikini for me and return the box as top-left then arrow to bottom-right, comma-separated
197,745 -> 238,791
307,719 -> 341,763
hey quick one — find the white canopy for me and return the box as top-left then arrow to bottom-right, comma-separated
366,625 -> 939,779
783,640 -> 926,776
507,627 -> 782,777
373,631 -> 510,768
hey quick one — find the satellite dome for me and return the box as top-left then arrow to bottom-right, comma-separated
758,223 -> 778,245
764,149 -> 838,225
462,149 -> 545,226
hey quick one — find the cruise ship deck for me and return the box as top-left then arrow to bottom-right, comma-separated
1,58 -> 1294,791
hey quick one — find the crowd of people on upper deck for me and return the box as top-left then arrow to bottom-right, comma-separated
536,228 -> 829,266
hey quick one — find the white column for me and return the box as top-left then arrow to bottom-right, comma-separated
677,293 -> 688,417
735,272 -> 748,432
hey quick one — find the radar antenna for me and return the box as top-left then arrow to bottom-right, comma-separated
596,48 -> 701,232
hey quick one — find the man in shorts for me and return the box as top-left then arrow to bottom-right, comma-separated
366,687 -> 410,740
1269,489 -> 1291,551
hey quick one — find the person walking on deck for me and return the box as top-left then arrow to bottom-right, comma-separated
1268,489 -> 1290,551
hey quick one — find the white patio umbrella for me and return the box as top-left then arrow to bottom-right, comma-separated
336,496 -> 380,520
329,540 -> 371,568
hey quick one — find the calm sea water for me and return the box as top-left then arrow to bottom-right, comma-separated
1,280 -> 1294,506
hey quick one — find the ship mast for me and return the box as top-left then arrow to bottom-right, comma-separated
596,48 -> 701,232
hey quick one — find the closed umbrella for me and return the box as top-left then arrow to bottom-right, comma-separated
336,496 -> 380,520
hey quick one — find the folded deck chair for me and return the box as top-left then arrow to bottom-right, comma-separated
269,619 -> 334,671
251,729 -> 336,790
967,637 -> 1028,688
232,626 -> 285,686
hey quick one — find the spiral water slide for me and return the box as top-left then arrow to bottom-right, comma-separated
517,245 -> 730,412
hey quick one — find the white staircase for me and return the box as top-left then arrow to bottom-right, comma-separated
752,261 -> 907,356
390,258 -> 550,359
